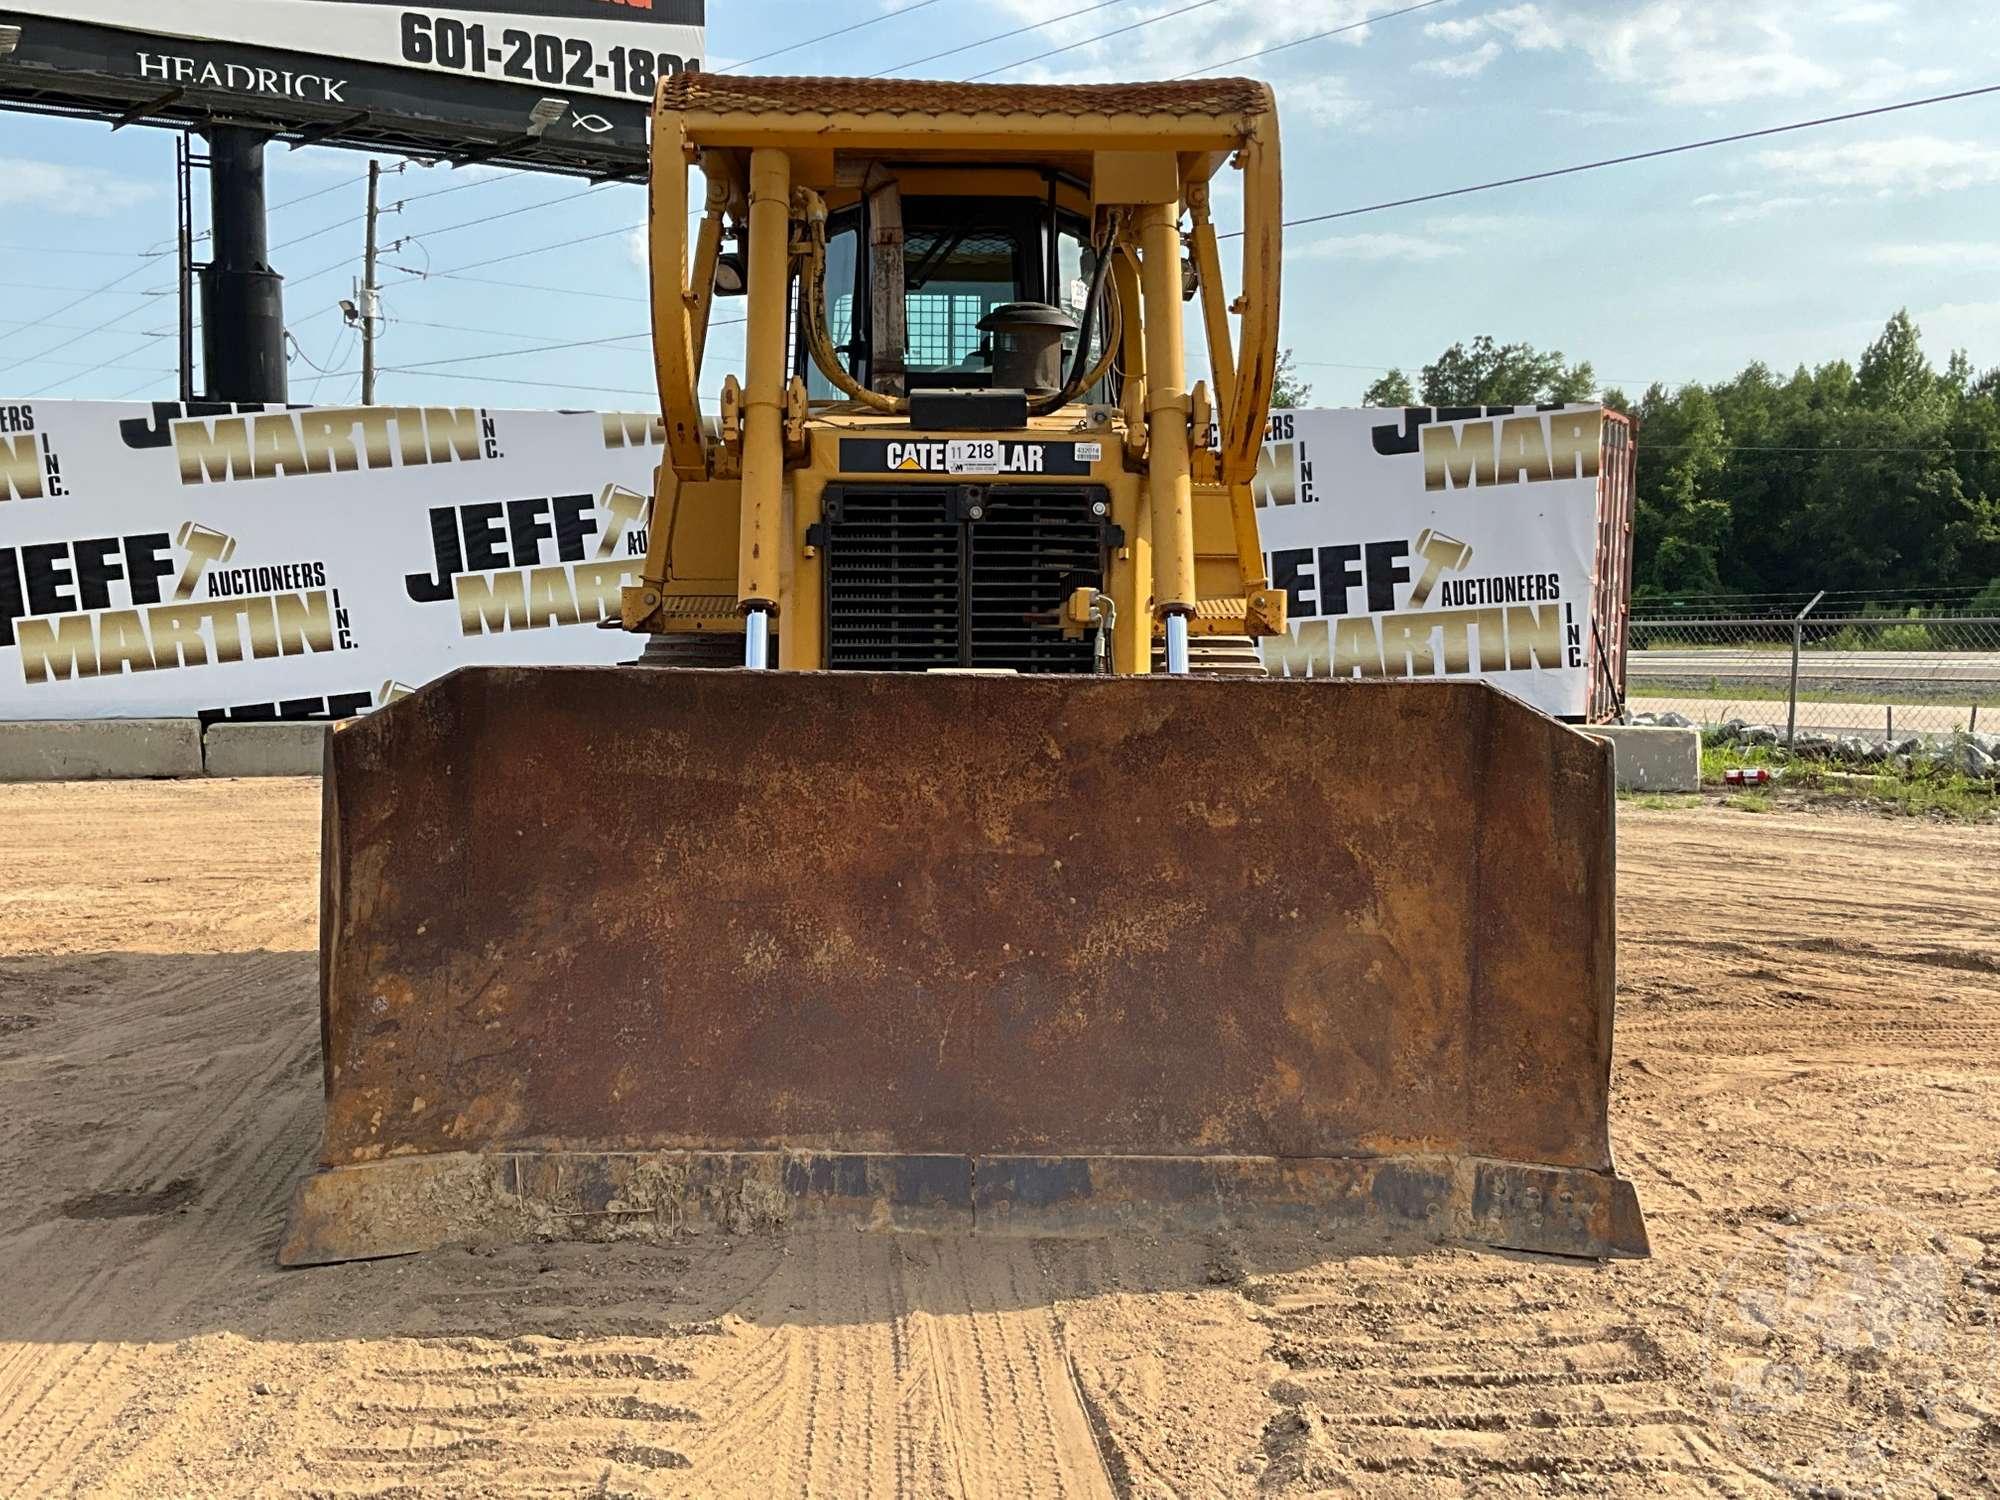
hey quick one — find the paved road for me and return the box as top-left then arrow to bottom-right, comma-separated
1628,696 -> 1983,738
1630,649 -> 2000,686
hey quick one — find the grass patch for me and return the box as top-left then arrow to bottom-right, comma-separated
1619,792 -> 1702,811
1699,741 -> 1997,821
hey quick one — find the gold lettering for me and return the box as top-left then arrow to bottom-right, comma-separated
1497,416 -> 1553,484
1472,606 -> 1509,670
393,407 -> 429,466
602,411 -> 665,448
1262,618 -> 1329,677
274,592 -> 335,655
243,595 -> 280,659
147,604 -> 211,668
251,413 -> 311,480
16,614 -> 97,683
1383,614 -> 1442,677
355,408 -> 398,469
1547,409 -> 1603,480
1422,421 -> 1497,491
1506,603 -> 1565,669
570,561 -> 634,624
1331,615 -> 1385,678
96,609 -> 157,675
425,408 -> 484,463
1252,440 -> 1295,508
174,417 -> 251,485
208,601 -> 247,663
297,411 -> 361,475
0,433 -> 43,500
525,566 -> 581,628
455,570 -> 529,634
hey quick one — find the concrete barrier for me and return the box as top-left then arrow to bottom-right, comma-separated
203,721 -> 331,778
1581,724 -> 1702,793
0,719 -> 206,782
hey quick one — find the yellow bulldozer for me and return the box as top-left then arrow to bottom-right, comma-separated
282,74 -> 1646,1265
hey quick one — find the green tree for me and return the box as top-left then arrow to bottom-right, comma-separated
1270,348 -> 1312,409
1417,335 -> 1596,405
1362,368 -> 1415,406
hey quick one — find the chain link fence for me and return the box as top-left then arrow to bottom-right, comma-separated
1625,609 -> 2000,759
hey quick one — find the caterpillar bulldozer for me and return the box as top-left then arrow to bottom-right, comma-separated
282,74 -> 1646,1265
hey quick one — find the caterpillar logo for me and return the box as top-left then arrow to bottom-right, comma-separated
118,401 -> 498,485
0,406 -> 65,502
0,525 -> 353,686
405,485 -> 648,636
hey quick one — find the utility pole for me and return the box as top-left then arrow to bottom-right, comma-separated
361,159 -> 381,405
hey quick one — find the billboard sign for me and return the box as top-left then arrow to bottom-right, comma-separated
0,0 -> 705,175
0,398 -> 662,721
1252,404 -> 1612,718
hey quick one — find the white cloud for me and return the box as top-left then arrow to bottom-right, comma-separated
1756,135 -> 2000,197
1689,190 -> 1815,225
1282,75 -> 1369,128
1583,6 -> 1838,106
1868,242 -> 2000,269
627,226 -> 649,271
1424,17 -> 1487,43
1487,3 -> 1564,50
1416,40 -> 1501,78
1,161 -> 156,217
1293,232 -> 1462,263
1827,0 -> 1901,22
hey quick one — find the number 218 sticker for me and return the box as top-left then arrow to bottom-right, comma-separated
945,440 -> 1001,475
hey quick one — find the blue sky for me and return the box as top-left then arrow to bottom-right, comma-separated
3,0 -> 1995,410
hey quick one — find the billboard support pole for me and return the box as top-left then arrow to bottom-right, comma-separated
198,125 -> 287,403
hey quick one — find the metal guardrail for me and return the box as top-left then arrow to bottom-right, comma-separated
1627,613 -> 2000,745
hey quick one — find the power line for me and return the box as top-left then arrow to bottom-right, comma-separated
730,0 -> 950,72
360,366 -> 663,398
388,268 -> 651,304
0,280 -> 162,296
0,243 -> 160,258
1264,82 -> 2000,234
1174,0 -> 1453,77
11,294 -> 164,369
269,170 -> 374,215
396,222 -> 640,281
388,182 -> 617,250
874,0 -> 1133,77
0,260 -> 163,350
968,0 -> 1223,81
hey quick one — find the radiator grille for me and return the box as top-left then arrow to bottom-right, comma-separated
824,486 -> 961,670
822,485 -> 1108,672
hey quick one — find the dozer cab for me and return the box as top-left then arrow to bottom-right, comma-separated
283,75 -> 1647,1266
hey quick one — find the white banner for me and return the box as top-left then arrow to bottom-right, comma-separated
1253,404 -> 1607,717
0,399 -> 665,721
1,398 -> 1611,721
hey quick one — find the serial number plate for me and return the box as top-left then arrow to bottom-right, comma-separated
399,11 -> 694,99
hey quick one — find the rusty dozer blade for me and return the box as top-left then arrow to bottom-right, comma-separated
282,667 -> 1648,1266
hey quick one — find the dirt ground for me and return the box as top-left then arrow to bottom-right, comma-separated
1,779 -> 1996,1498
